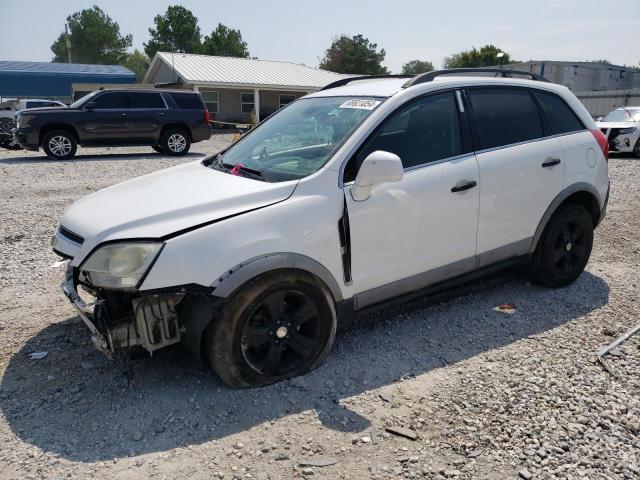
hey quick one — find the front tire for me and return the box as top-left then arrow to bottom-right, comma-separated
529,204 -> 594,287
205,270 -> 337,388
42,130 -> 77,160
633,138 -> 640,158
161,129 -> 190,156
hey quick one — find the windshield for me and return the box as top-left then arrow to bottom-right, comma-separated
70,90 -> 100,109
210,96 -> 384,182
601,108 -> 640,123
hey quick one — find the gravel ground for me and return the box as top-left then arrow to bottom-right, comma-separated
0,142 -> 638,480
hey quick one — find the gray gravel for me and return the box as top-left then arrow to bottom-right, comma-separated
0,144 -> 638,480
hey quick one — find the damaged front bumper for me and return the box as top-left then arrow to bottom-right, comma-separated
61,266 -> 184,357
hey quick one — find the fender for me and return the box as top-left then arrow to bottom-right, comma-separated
211,252 -> 344,302
529,182 -> 603,253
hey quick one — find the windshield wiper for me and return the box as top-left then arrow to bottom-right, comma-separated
221,162 -> 265,180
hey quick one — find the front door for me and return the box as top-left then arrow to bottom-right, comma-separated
344,91 -> 480,309
77,91 -> 130,145
466,87 -> 565,264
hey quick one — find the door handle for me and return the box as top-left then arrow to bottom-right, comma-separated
542,157 -> 561,167
451,180 -> 477,193
121,113 -> 127,116
156,112 -> 165,116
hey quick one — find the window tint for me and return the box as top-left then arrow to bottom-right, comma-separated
170,92 -> 203,109
469,88 -> 543,149
345,92 -> 462,180
130,92 -> 165,109
92,92 -> 129,109
533,91 -> 584,134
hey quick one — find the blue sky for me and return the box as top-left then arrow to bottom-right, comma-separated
1,0 -> 638,71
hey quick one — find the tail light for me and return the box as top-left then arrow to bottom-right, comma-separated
590,129 -> 609,161
204,109 -> 211,124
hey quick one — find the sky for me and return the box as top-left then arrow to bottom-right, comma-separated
1,0 -> 639,72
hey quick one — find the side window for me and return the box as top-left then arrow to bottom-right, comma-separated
170,92 -> 204,109
344,92 -> 462,181
533,91 -> 585,134
129,92 -> 165,109
468,88 -> 543,150
92,92 -> 129,109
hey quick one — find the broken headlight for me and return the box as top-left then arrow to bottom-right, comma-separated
80,242 -> 163,290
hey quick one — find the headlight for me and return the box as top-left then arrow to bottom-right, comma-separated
617,127 -> 637,134
80,242 -> 163,290
17,114 -> 35,128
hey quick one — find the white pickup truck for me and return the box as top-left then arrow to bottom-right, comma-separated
0,99 -> 67,122
0,99 -> 67,149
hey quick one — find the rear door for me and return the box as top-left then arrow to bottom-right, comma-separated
78,91 -> 130,145
344,90 -> 480,308
467,87 -> 565,264
127,92 -> 168,144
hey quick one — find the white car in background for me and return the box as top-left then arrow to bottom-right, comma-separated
52,69 -> 610,388
596,107 -> 640,157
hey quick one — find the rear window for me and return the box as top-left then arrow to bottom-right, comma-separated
130,92 -> 165,109
533,91 -> 584,134
170,92 -> 204,109
469,88 -> 543,150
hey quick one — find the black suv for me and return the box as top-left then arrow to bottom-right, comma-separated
14,89 -> 212,160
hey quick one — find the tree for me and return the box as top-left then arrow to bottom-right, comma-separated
319,34 -> 389,75
144,5 -> 202,59
443,45 -> 514,69
123,50 -> 150,82
202,23 -> 249,57
402,59 -> 435,75
51,6 -> 132,64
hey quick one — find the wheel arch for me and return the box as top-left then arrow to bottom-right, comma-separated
160,123 -> 192,141
530,183 -> 603,253
40,124 -> 79,144
178,253 -> 344,363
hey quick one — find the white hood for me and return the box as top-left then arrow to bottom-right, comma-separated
61,160 -> 297,246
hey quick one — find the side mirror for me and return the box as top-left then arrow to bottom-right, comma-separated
351,150 -> 404,201
85,101 -> 97,110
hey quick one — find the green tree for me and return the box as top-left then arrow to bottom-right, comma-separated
319,34 -> 389,75
123,49 -> 150,82
144,5 -> 202,59
51,6 -> 132,64
202,23 -> 249,57
443,45 -> 514,69
401,59 -> 435,75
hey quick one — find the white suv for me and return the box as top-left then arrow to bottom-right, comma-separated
53,69 -> 610,387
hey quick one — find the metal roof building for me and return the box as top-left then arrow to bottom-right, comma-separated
0,61 -> 135,100
143,52 -> 351,124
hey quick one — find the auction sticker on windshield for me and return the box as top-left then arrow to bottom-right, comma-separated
339,99 -> 381,110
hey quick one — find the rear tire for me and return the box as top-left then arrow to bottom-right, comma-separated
205,270 -> 336,388
161,128 -> 190,156
42,130 -> 77,160
529,204 -> 593,287
152,145 -> 165,154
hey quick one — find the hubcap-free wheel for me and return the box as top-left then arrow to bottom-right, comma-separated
550,220 -> 587,276
167,133 -> 186,153
205,271 -> 337,388
240,290 -> 321,376
530,203 -> 593,287
49,135 -> 72,157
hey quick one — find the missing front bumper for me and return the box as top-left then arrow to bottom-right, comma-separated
61,268 -> 183,356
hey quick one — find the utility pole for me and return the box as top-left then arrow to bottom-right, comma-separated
64,23 -> 72,63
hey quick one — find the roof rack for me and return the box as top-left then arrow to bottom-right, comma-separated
321,74 -> 412,91
402,68 -> 549,88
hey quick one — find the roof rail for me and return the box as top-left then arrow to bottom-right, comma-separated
321,74 -> 412,91
402,68 -> 549,88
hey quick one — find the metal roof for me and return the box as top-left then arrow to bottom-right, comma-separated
145,52 -> 352,90
0,61 -> 135,97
